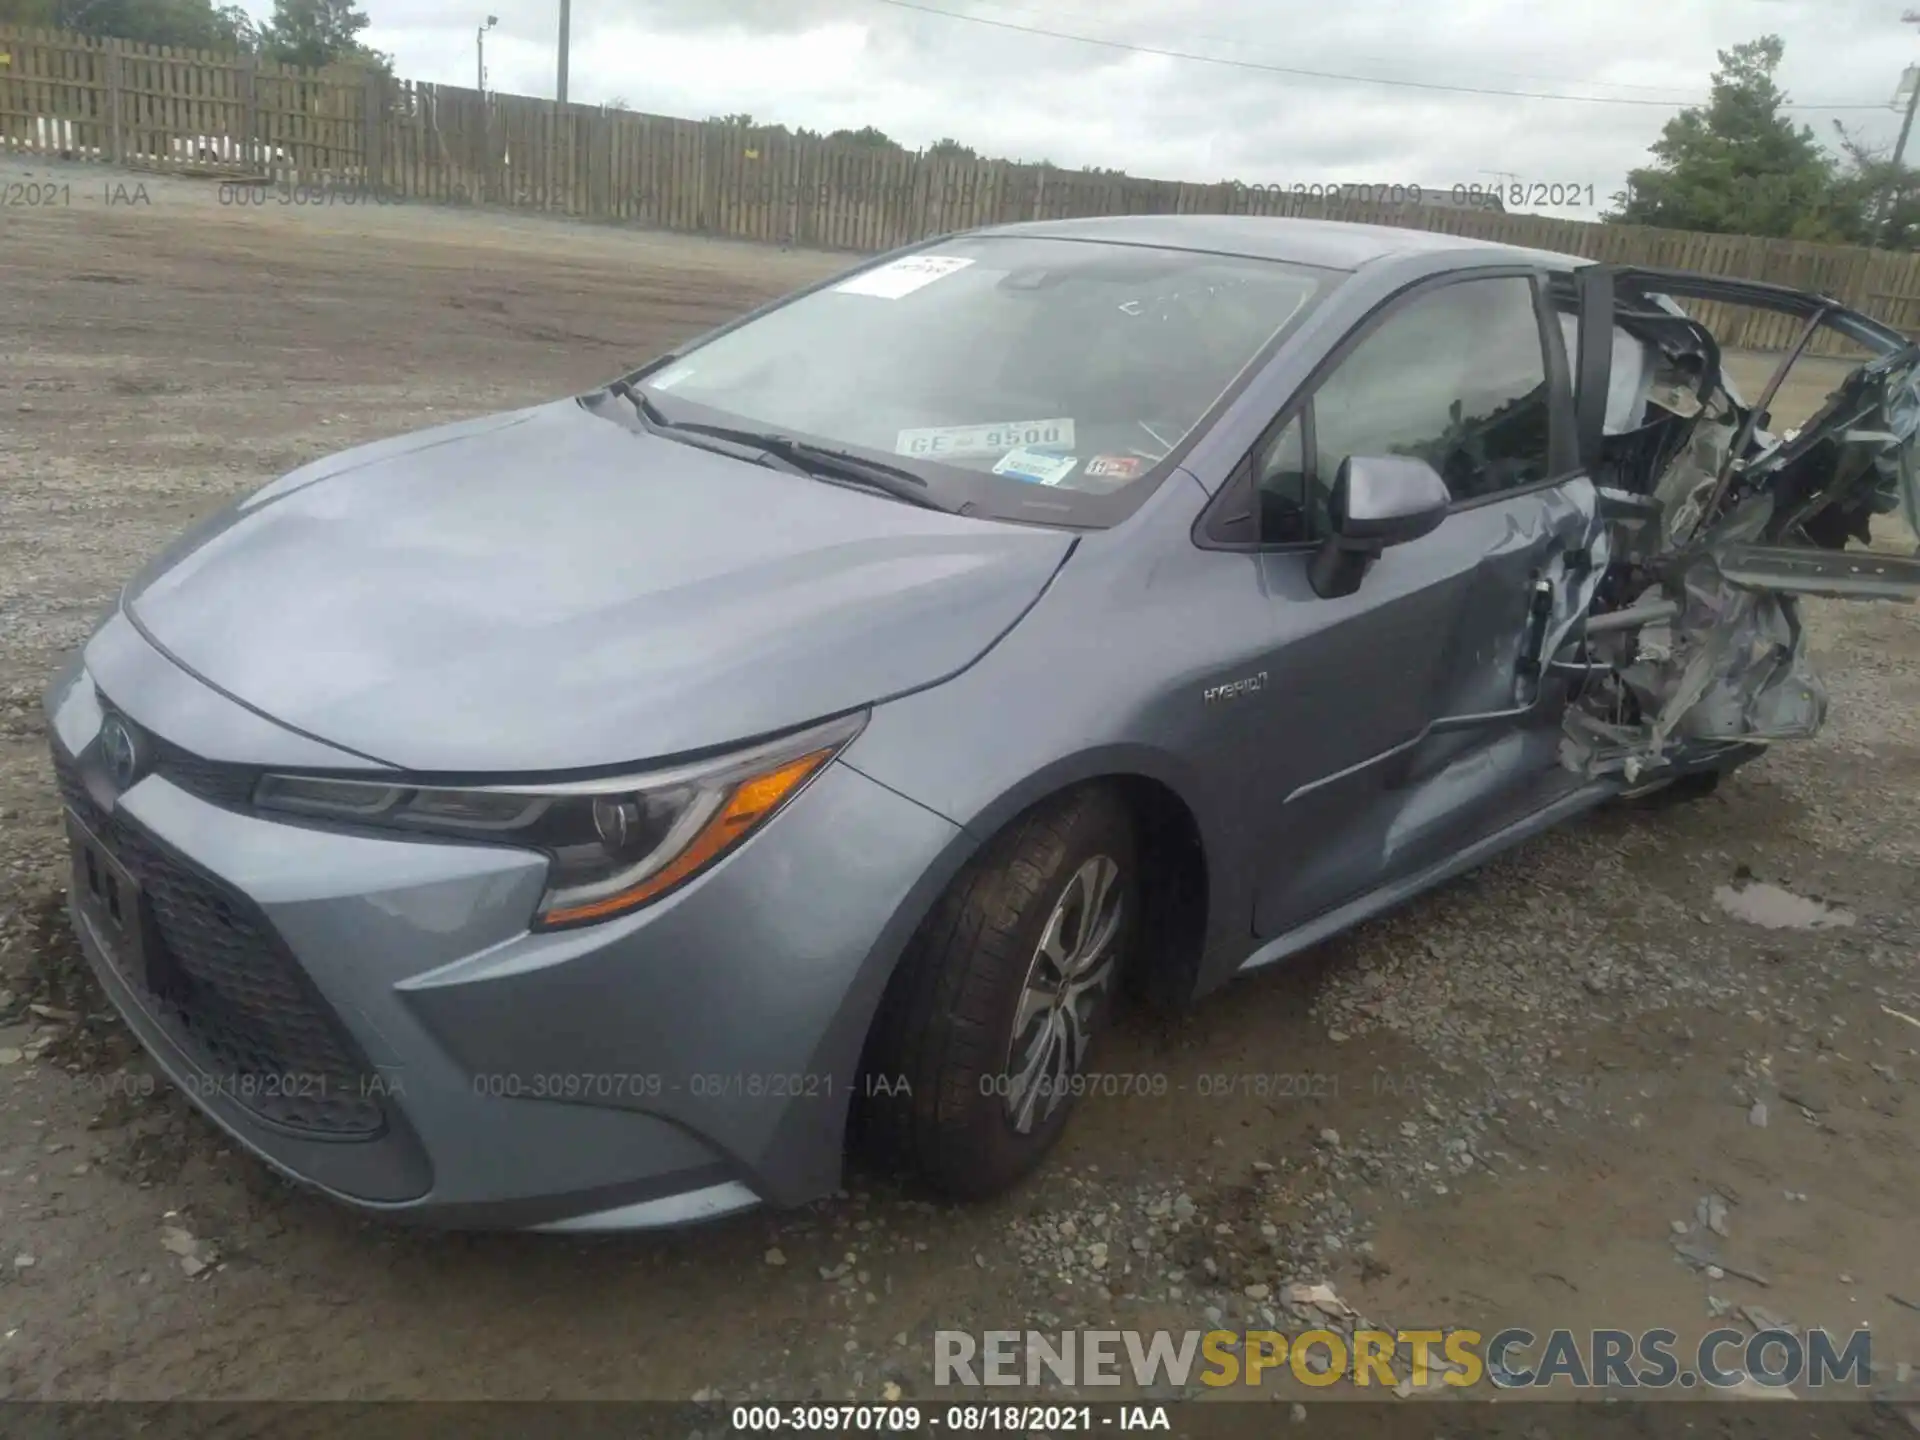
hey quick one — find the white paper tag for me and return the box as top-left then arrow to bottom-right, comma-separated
992,447 -> 1079,486
895,418 -> 1076,459
833,255 -> 975,299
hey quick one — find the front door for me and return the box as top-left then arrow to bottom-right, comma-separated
1246,270 -> 1600,939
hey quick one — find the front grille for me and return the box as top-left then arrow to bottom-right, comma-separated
54,745 -> 386,1139
150,736 -> 260,810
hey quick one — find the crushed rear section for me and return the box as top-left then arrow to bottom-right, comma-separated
1548,267 -> 1920,783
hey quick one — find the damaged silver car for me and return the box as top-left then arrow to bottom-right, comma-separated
47,217 -> 1920,1223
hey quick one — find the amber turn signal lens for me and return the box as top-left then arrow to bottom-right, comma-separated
536,747 -> 836,927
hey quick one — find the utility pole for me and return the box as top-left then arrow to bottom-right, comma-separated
556,0 -> 571,104
1478,169 -> 1520,209
1876,11 -> 1920,242
476,14 -> 496,94
1897,11 -> 1920,166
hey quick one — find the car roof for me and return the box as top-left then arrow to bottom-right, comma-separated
973,213 -> 1585,274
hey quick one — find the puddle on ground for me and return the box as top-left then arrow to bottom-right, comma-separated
1713,880 -> 1856,931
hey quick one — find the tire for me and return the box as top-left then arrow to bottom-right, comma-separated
858,786 -> 1137,1199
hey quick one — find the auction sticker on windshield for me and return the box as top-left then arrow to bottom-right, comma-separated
833,255 -> 975,299
896,419 -> 1076,459
992,447 -> 1079,486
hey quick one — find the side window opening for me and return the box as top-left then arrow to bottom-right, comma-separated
1226,274 -> 1557,549
1311,276 -> 1552,505
1252,412 -> 1311,544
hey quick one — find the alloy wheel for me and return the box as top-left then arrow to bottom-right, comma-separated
1003,853 -> 1124,1134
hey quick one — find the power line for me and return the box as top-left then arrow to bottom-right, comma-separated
966,0 -> 1712,100
871,0 -> 1887,111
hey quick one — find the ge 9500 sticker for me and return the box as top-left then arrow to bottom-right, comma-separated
895,418 -> 1076,459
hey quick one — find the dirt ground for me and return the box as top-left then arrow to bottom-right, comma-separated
0,157 -> 1917,1410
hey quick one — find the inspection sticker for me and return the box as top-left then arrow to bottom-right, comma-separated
1085,454 -> 1146,480
895,418 -> 1075,459
992,447 -> 1079,486
833,254 -> 974,299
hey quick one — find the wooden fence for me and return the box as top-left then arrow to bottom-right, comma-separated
0,25 -> 368,174
7,21 -> 1920,353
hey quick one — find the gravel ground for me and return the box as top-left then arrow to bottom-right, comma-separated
0,157 -> 1916,1411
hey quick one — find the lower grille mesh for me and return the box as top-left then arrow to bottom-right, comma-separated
54,746 -> 386,1139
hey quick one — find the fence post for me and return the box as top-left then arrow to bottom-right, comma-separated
362,68 -> 383,192
240,48 -> 257,169
104,37 -> 122,163
917,156 -> 936,238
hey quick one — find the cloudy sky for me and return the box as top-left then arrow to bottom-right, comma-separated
239,0 -> 1917,217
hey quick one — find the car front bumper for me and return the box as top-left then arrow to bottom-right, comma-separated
44,626 -> 963,1230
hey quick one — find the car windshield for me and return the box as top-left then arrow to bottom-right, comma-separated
637,235 -> 1335,525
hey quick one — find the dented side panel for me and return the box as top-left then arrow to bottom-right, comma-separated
1254,476 -> 1604,936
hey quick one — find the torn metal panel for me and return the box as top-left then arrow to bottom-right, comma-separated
1561,566 -> 1824,782
1712,543 -> 1920,602
1744,346 -> 1920,545
1652,415 -> 1736,551
1625,559 -> 1826,753
1553,266 -> 1920,783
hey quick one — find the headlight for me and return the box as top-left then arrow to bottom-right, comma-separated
253,712 -> 865,928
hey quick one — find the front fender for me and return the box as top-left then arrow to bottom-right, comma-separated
841,708 -> 1249,993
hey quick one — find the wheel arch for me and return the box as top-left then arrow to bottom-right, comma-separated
866,746 -> 1224,1026
840,756 -> 1218,1188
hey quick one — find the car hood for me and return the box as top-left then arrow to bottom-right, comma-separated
122,399 -> 1074,773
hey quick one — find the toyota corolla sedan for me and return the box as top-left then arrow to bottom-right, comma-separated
45,215 -> 1920,1230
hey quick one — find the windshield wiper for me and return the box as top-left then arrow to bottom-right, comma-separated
609,380 -> 959,513
609,379 -> 754,447
766,439 -> 958,513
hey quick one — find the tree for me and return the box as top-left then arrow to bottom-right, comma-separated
0,0 -> 257,49
260,0 -> 386,71
1829,121 -> 1920,251
926,137 -> 977,161
1608,36 -> 1847,240
826,125 -> 903,151
213,3 -> 257,49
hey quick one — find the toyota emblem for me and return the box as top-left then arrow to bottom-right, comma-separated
98,714 -> 145,792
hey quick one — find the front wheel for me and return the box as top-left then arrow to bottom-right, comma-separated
857,787 -> 1137,1199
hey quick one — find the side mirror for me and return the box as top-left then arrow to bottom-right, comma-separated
1308,455 -> 1450,599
